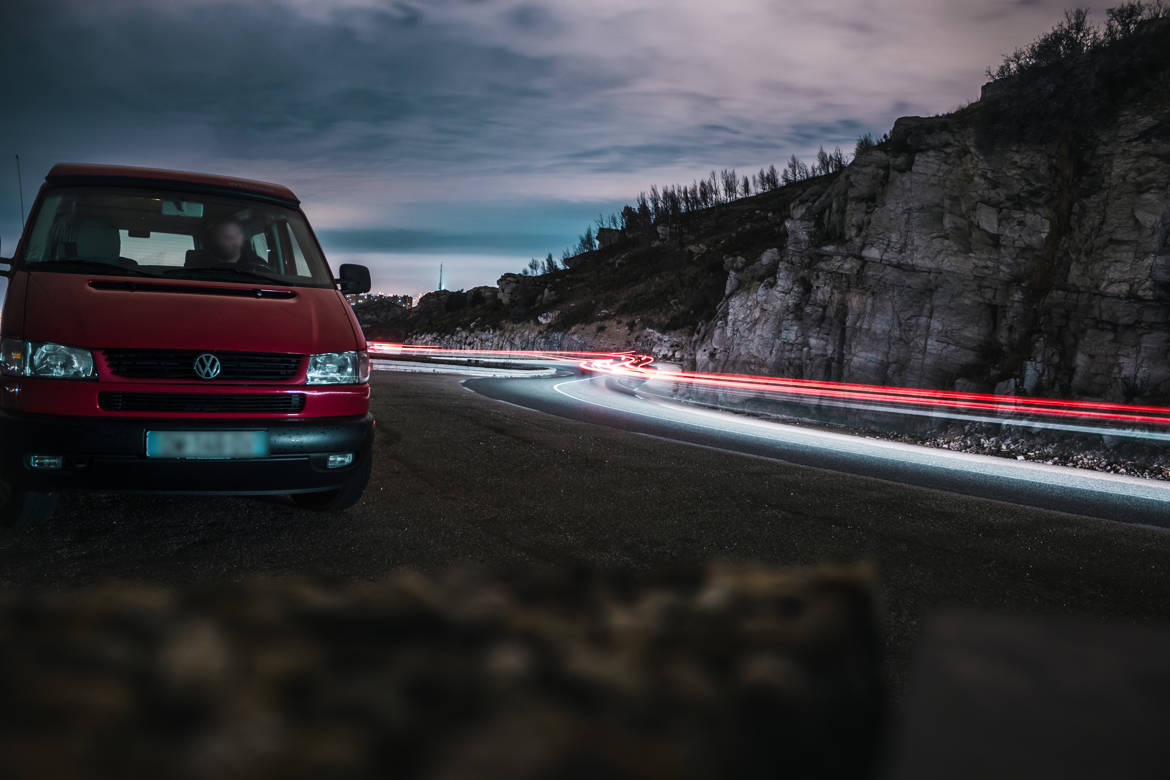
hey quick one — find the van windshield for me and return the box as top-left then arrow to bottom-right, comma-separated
19,187 -> 335,288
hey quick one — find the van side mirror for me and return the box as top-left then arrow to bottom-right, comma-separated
0,258 -> 11,279
336,263 -> 371,294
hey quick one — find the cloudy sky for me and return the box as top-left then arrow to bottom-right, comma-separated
1,0 -> 1086,298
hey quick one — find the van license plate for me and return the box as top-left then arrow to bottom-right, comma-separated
146,431 -> 269,459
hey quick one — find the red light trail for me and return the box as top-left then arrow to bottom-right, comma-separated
367,343 -> 1170,428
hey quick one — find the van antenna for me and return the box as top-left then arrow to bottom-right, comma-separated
15,154 -> 26,226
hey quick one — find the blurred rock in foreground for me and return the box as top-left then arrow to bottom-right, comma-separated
0,561 -> 883,780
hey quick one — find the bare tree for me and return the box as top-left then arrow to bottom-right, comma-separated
1032,9 -> 1098,65
1106,1 -> 1168,40
721,168 -> 738,202
782,154 -> 810,185
576,227 -> 596,255
620,205 -> 636,231
636,195 -> 652,227
986,6 -> 1120,80
829,146 -> 848,172
765,164 -> 780,190
1106,1 -> 1146,38
815,146 -> 831,176
741,175 -> 751,198
663,186 -> 682,218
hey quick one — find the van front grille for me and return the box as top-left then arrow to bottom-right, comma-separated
98,392 -> 306,414
102,349 -> 303,381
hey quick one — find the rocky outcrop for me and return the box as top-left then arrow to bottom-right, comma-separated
698,22 -> 1170,403
352,296 -> 411,342
495,273 -> 532,307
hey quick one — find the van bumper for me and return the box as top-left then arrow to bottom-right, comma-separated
0,411 -> 375,494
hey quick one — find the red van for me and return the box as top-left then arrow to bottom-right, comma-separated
0,164 -> 375,525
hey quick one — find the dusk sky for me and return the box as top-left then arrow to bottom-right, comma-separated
1,0 -> 1089,300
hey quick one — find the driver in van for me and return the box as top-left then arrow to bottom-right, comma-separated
186,219 -> 267,268
208,219 -> 259,264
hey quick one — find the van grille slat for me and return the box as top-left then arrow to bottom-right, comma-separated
98,392 -> 306,414
102,350 -> 303,381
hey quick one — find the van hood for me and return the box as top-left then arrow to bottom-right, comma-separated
21,272 -> 359,353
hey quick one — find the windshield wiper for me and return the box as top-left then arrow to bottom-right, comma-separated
37,258 -> 160,277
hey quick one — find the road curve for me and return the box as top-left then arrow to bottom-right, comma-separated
463,370 -> 1170,528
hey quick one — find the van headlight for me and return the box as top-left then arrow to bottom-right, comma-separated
306,350 -> 370,385
1,339 -> 95,379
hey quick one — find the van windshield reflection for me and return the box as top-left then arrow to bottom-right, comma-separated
21,188 -> 334,289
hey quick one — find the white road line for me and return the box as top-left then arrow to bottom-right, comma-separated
551,376 -> 1170,505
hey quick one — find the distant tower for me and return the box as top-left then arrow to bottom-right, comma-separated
438,263 -> 444,291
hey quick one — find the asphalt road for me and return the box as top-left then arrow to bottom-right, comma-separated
468,371 -> 1170,527
3,371 -> 1170,691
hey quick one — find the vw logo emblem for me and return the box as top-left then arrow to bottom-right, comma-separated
193,353 -> 222,380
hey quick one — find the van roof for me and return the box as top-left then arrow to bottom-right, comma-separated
46,163 -> 300,206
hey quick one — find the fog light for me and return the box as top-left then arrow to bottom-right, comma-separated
327,453 -> 354,469
27,454 -> 64,470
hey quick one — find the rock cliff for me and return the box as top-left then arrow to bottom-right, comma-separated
701,20 -> 1170,402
